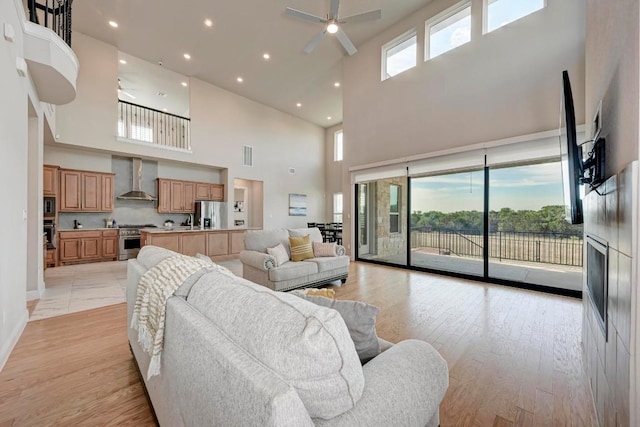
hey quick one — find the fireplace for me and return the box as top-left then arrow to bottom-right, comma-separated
585,235 -> 608,340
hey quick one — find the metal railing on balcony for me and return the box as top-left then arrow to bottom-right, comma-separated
28,0 -> 73,46
118,100 -> 191,152
410,227 -> 584,267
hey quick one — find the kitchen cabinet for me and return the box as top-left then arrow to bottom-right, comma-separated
45,249 -> 56,268
181,232 -> 206,256
58,230 -> 118,265
43,165 -> 59,197
60,169 -> 115,212
207,232 -> 229,256
144,233 -> 181,253
158,178 -> 223,213
229,231 -> 245,254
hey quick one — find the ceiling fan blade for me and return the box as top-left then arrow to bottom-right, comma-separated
285,7 -> 327,24
340,9 -> 382,24
303,30 -> 327,54
336,28 -> 357,56
329,0 -> 340,20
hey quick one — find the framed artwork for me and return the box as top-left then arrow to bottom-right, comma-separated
289,193 -> 307,216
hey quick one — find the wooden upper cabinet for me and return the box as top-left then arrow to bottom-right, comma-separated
101,175 -> 114,212
157,179 -> 171,213
183,182 -> 196,212
60,170 -> 82,211
196,183 -> 210,200
59,169 -> 114,212
170,181 -> 184,211
210,184 -> 224,201
82,172 -> 101,211
43,165 -> 58,197
158,179 -> 224,213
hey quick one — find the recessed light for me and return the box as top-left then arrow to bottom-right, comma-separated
204,18 -> 213,27
181,81 -> 188,87
263,53 -> 270,60
237,77 -> 243,83
183,53 -> 191,60
296,102 -> 302,108
108,21 -> 118,28
162,108 -> 168,112
327,116 -> 332,120
119,59 -> 127,64
334,82 -> 340,87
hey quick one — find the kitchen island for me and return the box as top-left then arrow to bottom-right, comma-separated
140,227 -> 257,259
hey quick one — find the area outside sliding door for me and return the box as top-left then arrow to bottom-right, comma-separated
487,161 -> 583,291
409,169 -> 485,276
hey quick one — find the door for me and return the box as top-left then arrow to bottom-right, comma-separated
59,239 -> 80,262
181,233 -> 206,256
170,181 -> 184,211
357,183 -> 373,255
207,232 -> 229,256
210,184 -> 224,201
183,182 -> 196,212
43,166 -> 58,196
82,172 -> 101,211
157,179 -> 171,213
102,237 -> 117,258
101,174 -> 114,212
60,170 -> 82,211
80,237 -> 101,259
196,183 -> 210,200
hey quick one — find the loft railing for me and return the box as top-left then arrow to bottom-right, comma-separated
410,227 -> 583,267
27,0 -> 73,46
118,100 -> 191,151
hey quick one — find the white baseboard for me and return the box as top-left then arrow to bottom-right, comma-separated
0,308 -> 28,373
26,290 -> 42,301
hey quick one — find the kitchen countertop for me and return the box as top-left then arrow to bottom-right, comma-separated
140,227 -> 259,234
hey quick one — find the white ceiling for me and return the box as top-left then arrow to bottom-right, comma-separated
72,0 -> 432,128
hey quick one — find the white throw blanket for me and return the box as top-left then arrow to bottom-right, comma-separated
131,255 -> 212,379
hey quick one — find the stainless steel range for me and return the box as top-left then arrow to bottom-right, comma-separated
118,224 -> 157,261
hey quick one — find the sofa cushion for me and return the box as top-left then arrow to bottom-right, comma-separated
268,260 -> 318,282
289,235 -> 315,262
291,292 -> 382,362
289,227 -> 323,243
313,241 -> 337,257
267,243 -> 289,266
244,229 -> 291,255
137,245 -> 178,269
186,270 -> 365,419
306,256 -> 350,273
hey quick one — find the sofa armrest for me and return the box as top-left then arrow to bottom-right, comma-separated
239,250 -> 276,271
335,245 -> 346,256
317,340 -> 448,427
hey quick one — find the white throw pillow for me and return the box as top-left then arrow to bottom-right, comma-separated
312,241 -> 337,257
267,243 -> 289,266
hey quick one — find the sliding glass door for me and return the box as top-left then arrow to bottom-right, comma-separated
488,161 -> 583,290
409,169 -> 485,276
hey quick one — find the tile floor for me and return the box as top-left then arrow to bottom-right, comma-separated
32,259 -> 243,321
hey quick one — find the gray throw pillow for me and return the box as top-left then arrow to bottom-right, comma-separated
291,291 -> 381,361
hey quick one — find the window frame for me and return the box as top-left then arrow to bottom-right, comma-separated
334,130 -> 343,162
424,0 -> 472,61
483,0 -> 546,34
333,193 -> 343,223
381,28 -> 418,81
389,184 -> 400,234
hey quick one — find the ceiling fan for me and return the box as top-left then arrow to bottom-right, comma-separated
285,0 -> 382,56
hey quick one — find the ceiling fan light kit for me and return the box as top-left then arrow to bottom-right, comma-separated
285,0 -> 381,56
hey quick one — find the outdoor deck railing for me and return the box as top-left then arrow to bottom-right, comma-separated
410,227 -> 583,267
118,100 -> 191,151
28,0 -> 73,46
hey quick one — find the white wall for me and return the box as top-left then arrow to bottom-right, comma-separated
0,0 -> 43,370
339,0 -> 586,251
54,33 -> 326,230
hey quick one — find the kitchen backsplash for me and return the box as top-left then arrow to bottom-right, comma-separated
58,207 -> 187,229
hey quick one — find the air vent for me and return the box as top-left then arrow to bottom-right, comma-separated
243,145 -> 253,167
288,167 -> 296,175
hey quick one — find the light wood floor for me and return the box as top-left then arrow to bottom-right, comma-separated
0,262 -> 597,426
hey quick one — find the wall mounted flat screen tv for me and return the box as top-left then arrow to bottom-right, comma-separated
559,70 -> 584,224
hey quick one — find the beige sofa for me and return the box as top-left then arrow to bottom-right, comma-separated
240,228 -> 350,291
127,246 -> 449,426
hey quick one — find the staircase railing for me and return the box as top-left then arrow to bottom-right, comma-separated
118,100 -> 191,151
27,0 -> 73,46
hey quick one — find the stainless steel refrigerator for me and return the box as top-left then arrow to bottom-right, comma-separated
194,200 -> 227,229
